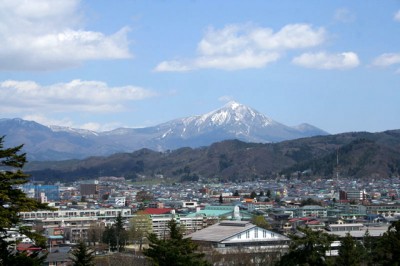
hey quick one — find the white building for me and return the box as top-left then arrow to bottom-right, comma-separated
186,220 -> 290,254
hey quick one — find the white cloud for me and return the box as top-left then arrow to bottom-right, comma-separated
154,61 -> 192,72
292,52 -> 360,69
0,0 -> 132,71
22,114 -> 75,128
334,8 -> 356,23
0,79 -> 157,115
218,95 -> 235,102
22,114 -> 123,131
155,23 -> 326,71
394,10 -> 400,21
372,53 -> 400,67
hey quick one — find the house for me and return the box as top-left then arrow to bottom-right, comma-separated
44,252 -> 73,266
186,220 -> 290,254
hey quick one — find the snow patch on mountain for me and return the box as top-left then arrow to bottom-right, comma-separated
50,125 -> 98,136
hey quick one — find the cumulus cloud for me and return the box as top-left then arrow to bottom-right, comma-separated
292,52 -> 360,69
372,53 -> 400,67
0,79 -> 157,115
395,10 -> 400,21
0,0 -> 132,71
154,23 -> 326,71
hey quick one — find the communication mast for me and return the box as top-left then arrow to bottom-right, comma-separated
333,147 -> 341,202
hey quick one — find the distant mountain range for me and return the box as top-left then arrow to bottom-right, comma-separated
25,130 -> 400,182
0,101 -> 328,161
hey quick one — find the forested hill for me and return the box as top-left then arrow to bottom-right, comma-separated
25,129 -> 400,182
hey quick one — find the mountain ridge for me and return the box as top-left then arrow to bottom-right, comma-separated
24,129 -> 400,182
0,101 -> 328,160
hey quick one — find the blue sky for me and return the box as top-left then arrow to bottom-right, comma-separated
0,0 -> 399,134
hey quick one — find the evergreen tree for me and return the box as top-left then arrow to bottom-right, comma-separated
102,225 -> 117,251
114,212 -> 128,251
70,241 -> 95,266
250,191 -> 257,199
266,189 -> 271,199
101,213 -> 128,252
336,233 -> 363,266
143,219 -> 210,266
373,220 -> 400,265
277,226 -> 336,266
0,137 -> 51,265
362,229 -> 375,265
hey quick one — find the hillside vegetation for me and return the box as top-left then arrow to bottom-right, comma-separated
25,130 -> 400,182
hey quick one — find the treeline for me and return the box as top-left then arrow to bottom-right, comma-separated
26,130 -> 400,183
278,221 -> 400,266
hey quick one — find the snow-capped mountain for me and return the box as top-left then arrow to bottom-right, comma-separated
0,102 -> 328,160
150,101 -> 326,145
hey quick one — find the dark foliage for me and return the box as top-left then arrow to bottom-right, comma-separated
70,241 -> 95,266
26,130 -> 400,182
372,220 -> 400,265
143,219 -> 210,266
0,136 -> 52,265
277,227 -> 336,266
101,213 -> 128,252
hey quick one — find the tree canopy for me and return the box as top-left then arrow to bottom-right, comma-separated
70,241 -> 95,266
0,136 -> 51,264
336,232 -> 363,266
277,226 -> 336,266
101,212 -> 128,252
143,219 -> 210,266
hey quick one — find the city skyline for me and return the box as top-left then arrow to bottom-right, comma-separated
0,0 -> 399,134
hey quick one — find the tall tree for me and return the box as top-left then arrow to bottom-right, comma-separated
143,219 -> 210,266
101,213 -> 128,252
336,233 -> 364,266
114,212 -> 128,252
373,220 -> 400,265
101,226 -> 117,251
70,241 -> 95,266
277,226 -> 336,266
362,229 -> 375,265
0,137 -> 51,265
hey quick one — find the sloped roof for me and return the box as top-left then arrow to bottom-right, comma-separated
186,221 -> 254,242
186,206 -> 235,217
140,208 -> 173,215
187,220 -> 290,244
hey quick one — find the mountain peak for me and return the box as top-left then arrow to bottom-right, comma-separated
223,100 -> 242,110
